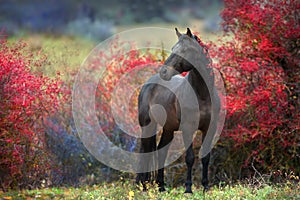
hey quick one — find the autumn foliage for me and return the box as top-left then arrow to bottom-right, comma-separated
95,41 -> 161,136
210,0 -> 300,178
0,0 -> 299,190
0,39 -> 64,189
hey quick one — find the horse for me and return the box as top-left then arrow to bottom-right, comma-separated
136,28 -> 220,193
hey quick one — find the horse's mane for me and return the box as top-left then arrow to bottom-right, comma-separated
192,34 -> 209,54
192,33 -> 214,80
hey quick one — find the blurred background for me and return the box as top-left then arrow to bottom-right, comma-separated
0,0 -> 223,40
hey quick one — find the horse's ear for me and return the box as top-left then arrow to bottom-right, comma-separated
186,28 -> 192,37
175,27 -> 182,38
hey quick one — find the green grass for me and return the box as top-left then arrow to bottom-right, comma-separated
7,21 -> 222,79
8,34 -> 95,81
1,181 -> 299,200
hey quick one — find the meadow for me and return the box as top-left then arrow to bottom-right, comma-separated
1,31 -> 299,200
2,1 -> 299,195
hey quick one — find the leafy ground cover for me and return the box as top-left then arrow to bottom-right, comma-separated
1,180 -> 299,200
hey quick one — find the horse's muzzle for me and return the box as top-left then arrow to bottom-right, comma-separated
159,65 -> 174,81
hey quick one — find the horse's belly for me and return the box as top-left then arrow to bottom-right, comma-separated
149,88 -> 180,130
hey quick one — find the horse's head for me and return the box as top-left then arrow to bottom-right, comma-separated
160,28 -> 207,81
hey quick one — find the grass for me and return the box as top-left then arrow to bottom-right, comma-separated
7,19 -> 220,80
1,180 -> 299,200
8,34 -> 95,82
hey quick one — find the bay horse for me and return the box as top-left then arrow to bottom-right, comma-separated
136,28 -> 220,193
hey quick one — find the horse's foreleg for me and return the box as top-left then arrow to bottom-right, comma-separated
156,129 -> 174,192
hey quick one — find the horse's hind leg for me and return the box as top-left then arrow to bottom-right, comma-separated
136,122 -> 157,190
202,153 -> 210,191
184,143 -> 195,193
201,127 -> 211,192
156,129 -> 174,191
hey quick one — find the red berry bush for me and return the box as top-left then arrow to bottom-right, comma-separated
0,39 -> 63,189
95,41 -> 161,136
210,0 -> 300,181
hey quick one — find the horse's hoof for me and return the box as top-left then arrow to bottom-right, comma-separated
203,186 -> 210,193
184,189 -> 193,194
143,185 -> 148,192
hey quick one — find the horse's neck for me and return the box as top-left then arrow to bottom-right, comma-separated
187,68 -> 211,101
